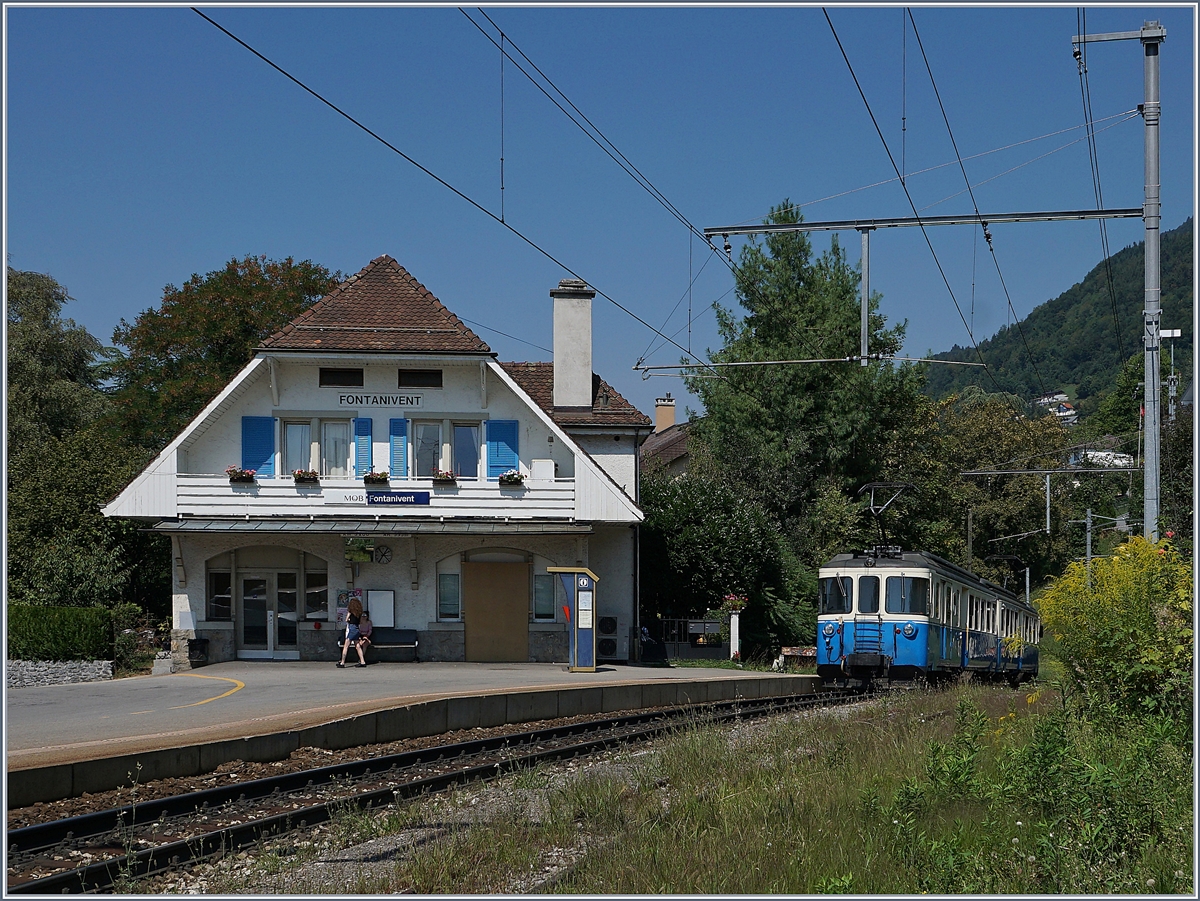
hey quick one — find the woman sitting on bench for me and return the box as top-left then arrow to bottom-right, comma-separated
355,611 -> 373,665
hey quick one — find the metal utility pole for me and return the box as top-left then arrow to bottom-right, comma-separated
1072,21 -> 1166,541
1163,328 -> 1181,421
860,228 -> 872,366
1069,508 -> 1130,588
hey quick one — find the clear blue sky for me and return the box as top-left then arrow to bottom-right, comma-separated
5,4 -> 1194,420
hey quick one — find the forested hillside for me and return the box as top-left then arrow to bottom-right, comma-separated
924,218 -> 1193,416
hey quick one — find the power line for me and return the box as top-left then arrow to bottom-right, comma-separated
459,318 -> 551,356
1074,7 -> 1128,363
463,10 -> 890,396
463,9 -> 701,244
917,112 -> 1139,212
464,10 -> 853,397
190,8 -> 718,381
823,9 -> 1007,394
636,251 -> 718,367
907,9 -> 1050,398
728,109 -> 1137,227
822,8 -> 1072,469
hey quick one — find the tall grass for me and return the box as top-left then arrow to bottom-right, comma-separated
208,683 -> 1192,894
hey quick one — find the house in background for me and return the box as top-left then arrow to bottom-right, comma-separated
640,393 -> 692,477
104,257 -> 652,667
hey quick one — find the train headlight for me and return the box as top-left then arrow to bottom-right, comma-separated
902,622 -> 917,638
822,623 -> 836,637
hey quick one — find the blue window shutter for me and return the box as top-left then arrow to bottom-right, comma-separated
241,417 -> 275,476
389,418 -> 408,477
486,420 -> 519,479
353,417 -> 373,477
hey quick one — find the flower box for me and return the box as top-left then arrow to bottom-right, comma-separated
292,470 -> 320,484
431,469 -> 457,485
498,469 -> 525,486
363,472 -> 390,485
226,467 -> 256,483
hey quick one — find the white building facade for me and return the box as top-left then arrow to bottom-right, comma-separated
104,257 -> 651,666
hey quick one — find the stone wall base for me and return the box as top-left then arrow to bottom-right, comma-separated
7,659 -> 113,689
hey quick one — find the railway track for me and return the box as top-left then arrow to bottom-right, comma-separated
7,689 -> 858,894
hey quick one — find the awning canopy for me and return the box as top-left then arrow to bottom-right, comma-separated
149,517 -> 595,535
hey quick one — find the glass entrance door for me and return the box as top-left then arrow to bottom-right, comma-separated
238,573 -> 301,659
276,573 -> 299,652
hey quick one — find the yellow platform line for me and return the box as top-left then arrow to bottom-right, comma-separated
168,673 -> 246,709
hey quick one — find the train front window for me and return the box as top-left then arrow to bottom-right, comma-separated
885,576 -> 929,615
858,576 -> 879,613
819,577 -> 853,614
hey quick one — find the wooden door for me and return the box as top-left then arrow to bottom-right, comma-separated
462,562 -> 530,662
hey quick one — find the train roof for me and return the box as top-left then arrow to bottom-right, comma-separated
821,549 -> 1025,606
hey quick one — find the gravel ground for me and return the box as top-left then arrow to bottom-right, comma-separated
136,701 -> 874,895
6,708 -> 673,831
141,744 -> 645,895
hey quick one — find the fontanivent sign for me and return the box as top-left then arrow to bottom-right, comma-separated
337,393 -> 423,408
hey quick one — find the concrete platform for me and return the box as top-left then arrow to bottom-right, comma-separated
6,661 -> 819,807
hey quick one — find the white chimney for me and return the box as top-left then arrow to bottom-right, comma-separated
551,279 -> 595,410
655,393 -> 676,432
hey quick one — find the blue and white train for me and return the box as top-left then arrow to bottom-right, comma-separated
816,547 -> 1040,685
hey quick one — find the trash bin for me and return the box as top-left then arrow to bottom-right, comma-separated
187,638 -> 209,663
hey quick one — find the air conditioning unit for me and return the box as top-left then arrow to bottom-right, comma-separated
597,616 -> 629,661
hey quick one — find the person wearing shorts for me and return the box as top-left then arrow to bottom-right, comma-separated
337,597 -> 365,668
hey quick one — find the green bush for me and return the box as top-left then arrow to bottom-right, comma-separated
7,605 -> 114,661
1035,537 -> 1193,719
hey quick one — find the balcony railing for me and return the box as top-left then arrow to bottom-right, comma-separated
177,474 -> 575,519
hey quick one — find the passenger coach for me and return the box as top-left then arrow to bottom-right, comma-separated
816,547 -> 1039,685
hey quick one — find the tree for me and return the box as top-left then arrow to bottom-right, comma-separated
683,200 -> 926,561
1075,353 -> 1143,447
639,452 -> 813,657
1160,406 -> 1193,546
877,387 -> 1074,585
6,267 -> 106,448
6,267 -> 170,614
7,421 -> 169,614
109,255 -> 341,449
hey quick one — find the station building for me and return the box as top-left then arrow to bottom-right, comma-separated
104,256 -> 652,667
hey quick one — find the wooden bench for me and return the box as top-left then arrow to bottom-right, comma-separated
339,627 -> 420,662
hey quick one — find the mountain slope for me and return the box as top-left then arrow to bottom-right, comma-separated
924,218 -> 1193,413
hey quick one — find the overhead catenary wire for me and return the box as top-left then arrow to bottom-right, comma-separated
463,9 -> 702,245
463,8 -> 881,391
458,318 -> 551,356
192,9 -> 810,418
190,8 -> 723,383
822,8 -> 1068,469
917,112 -> 1139,212
907,9 -> 1050,399
1075,7 -> 1128,364
822,10 -> 1002,389
728,109 -> 1138,227
636,250 -> 718,367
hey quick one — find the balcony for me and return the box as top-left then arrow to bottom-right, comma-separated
176,474 -> 576,520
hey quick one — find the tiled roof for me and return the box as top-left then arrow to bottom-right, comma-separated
260,256 -> 490,354
500,362 -> 652,428
640,421 -> 691,466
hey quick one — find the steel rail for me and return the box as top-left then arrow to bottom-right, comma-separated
7,690 -> 854,894
8,704 -> 688,855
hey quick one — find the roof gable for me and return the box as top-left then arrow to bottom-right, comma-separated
261,255 -> 490,354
